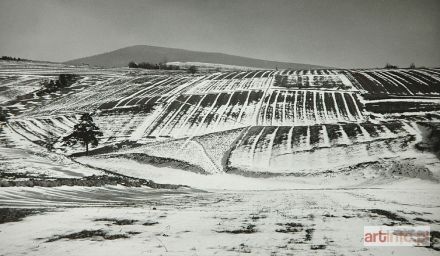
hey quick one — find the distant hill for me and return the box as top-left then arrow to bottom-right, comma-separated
64,45 -> 327,69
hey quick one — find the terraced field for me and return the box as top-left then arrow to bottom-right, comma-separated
2,62 -> 439,175
228,121 -> 418,174
350,69 -> 440,96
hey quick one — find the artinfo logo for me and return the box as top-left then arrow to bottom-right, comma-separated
364,226 -> 430,247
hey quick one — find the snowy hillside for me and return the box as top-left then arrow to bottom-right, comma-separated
1,61 -> 440,255
2,62 -> 439,176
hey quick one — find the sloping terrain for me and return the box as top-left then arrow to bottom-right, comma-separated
2,63 -> 439,176
64,45 -> 327,69
1,187 -> 439,255
1,62 -> 440,255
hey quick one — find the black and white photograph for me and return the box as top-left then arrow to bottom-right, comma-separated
0,0 -> 439,255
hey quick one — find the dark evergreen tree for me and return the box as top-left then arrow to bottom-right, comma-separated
62,113 -> 103,155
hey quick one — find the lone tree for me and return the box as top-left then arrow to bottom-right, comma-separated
63,113 -> 103,155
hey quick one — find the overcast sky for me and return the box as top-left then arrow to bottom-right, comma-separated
0,0 -> 439,68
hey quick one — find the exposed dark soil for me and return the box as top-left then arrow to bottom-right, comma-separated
249,214 -> 267,221
216,224 -> 257,234
94,218 -> 138,225
365,101 -> 440,114
117,153 -> 207,174
142,221 -> 159,226
46,229 -> 130,242
0,208 -> 46,224
275,222 -> 304,233
0,172 -> 46,180
369,209 -> 408,222
310,244 -> 326,250
69,141 -> 144,157
127,231 -> 142,235
0,174 -> 186,189
413,217 -> 434,223
305,228 -> 314,241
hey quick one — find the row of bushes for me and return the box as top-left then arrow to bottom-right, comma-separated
36,74 -> 80,96
385,63 -> 417,69
1,56 -> 27,61
128,61 -> 180,70
128,61 -> 198,74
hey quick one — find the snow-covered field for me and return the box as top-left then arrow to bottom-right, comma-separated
1,62 -> 439,255
1,184 -> 439,255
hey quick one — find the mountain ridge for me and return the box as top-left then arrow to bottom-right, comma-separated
64,45 -> 328,69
